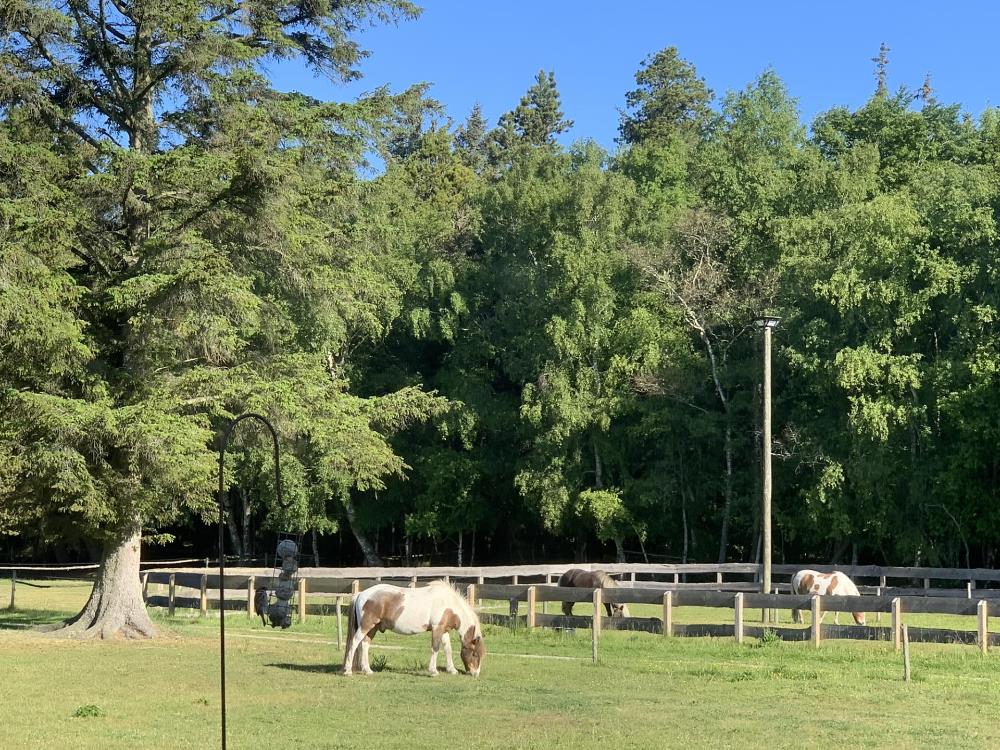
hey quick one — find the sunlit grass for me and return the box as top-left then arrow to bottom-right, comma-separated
2,579 -> 1000,748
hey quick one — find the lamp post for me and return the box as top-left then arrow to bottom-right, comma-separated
217,414 -> 282,750
755,315 -> 780,619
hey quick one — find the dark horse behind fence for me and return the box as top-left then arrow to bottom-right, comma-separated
557,569 -> 631,618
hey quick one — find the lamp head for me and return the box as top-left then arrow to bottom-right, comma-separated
755,315 -> 781,330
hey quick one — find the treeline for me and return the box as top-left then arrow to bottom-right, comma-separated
4,5 -> 1000,622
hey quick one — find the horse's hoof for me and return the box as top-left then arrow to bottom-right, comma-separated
446,668 -> 459,675
428,670 -> 439,677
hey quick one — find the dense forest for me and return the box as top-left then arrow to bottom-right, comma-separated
3,2 -> 1000,636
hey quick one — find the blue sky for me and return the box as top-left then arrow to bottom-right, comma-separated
268,1 -> 1000,151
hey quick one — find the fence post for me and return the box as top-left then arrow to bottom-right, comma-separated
978,600 -> 988,655
410,575 -> 417,588
630,571 -> 637,583
811,595 -> 821,648
477,575 -> 484,606
247,575 -> 255,618
200,574 -> 208,616
351,579 -> 360,596
923,578 -> 930,591
512,574 -> 519,586
734,593 -> 744,644
141,572 -> 149,604
662,592 -> 673,637
297,578 -> 307,623
592,588 -> 601,664
876,587 -> 882,624
967,582 -> 973,599
466,583 -> 476,608
673,573 -> 679,585
716,571 -> 723,585
526,586 -> 537,629
892,597 -> 902,652
772,586 -> 780,624
336,596 -> 343,650
8,571 -> 15,610
543,574 -> 551,614
168,573 -> 176,617
880,575 -> 887,591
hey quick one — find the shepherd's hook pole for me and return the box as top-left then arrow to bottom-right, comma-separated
218,414 -> 283,750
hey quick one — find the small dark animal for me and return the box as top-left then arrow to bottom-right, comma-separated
557,569 -> 631,618
254,587 -> 269,626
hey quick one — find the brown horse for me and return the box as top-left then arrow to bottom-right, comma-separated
557,569 -> 631,618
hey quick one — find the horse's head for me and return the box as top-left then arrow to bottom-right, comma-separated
460,626 -> 485,677
612,603 -> 631,618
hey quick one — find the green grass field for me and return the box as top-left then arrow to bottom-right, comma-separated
2,579 -> 999,749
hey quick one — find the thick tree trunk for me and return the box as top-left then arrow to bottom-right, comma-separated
225,493 -> 243,562
48,522 -> 154,639
343,497 -> 384,567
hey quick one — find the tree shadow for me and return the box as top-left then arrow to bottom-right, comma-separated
0,609 -> 72,630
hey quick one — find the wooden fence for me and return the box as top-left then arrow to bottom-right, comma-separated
136,564 -> 999,663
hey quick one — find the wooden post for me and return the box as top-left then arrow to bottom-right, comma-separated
967,582 -> 973,599
512,574 -> 519,586
811,595 -> 821,648
297,578 -> 306,623
879,575 -> 887,590
335,596 -> 343,649
168,573 -> 176,617
772,586 -> 780,624
978,599 -> 988,655
630,571 -> 637,583
876,587 -> 882,624
892,597 -> 902,652
141,572 -> 149,604
716,571 -> 723,585
200,574 -> 208,616
351,579 -> 360,596
543,574 -> 551,614
466,583 -> 476,608
662,592 -> 673,637
247,575 -> 255,618
923,577 -> 930,591
902,624 -> 911,682
673,573 -> 679,585
592,588 -> 601,664
8,571 -> 15,610
410,575 -> 417,588
734,593 -> 744,644
526,586 -> 537,629
477,575 -> 484,606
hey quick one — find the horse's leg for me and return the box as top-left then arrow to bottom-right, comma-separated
344,628 -> 366,675
360,630 -> 377,675
442,631 -> 458,674
562,602 -> 573,618
428,629 -> 442,677
791,608 -> 800,624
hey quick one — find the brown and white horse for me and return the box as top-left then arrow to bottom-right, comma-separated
343,581 -> 485,677
557,569 -> 631,618
791,569 -> 866,625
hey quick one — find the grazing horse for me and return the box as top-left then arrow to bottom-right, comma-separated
343,581 -> 485,677
791,569 -> 866,625
557,569 -> 631,618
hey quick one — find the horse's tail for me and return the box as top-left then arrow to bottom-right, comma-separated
343,596 -> 359,671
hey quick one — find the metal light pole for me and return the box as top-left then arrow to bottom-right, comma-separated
217,413 -> 282,750
756,315 -> 780,620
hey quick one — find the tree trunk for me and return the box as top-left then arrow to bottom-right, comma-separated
225,491 -> 243,562
457,532 -> 463,567
311,528 -> 320,567
681,491 -> 689,565
240,488 -> 252,563
469,530 -> 476,567
614,538 -> 626,563
343,497 -> 384,567
575,536 -> 587,563
717,421 -> 733,564
48,521 -> 155,639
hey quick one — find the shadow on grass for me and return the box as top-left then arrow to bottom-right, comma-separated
0,609 -> 73,630
266,661 -> 436,677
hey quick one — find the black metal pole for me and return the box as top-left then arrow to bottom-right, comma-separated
218,413 -> 282,750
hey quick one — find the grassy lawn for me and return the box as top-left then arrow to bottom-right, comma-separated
2,579 -> 999,749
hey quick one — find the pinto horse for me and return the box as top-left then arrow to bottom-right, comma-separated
343,581 -> 485,677
557,569 -> 631,618
791,569 -> 866,625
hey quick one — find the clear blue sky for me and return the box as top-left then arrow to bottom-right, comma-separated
268,1 -> 1000,150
